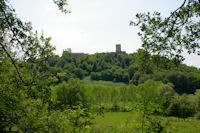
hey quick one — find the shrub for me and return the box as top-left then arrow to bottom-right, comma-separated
168,94 -> 198,118
54,78 -> 88,109
195,112 -> 200,120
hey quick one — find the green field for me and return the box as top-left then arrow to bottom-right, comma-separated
82,76 -> 127,86
92,112 -> 139,131
91,112 -> 200,133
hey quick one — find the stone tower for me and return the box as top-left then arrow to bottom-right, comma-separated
66,48 -> 72,53
116,44 -> 121,53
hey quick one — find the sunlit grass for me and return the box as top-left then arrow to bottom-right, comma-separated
82,76 -> 127,86
91,112 -> 200,133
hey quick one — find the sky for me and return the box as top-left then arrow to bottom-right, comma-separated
10,0 -> 200,68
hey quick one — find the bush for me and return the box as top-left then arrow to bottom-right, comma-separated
73,68 -> 85,79
195,112 -> 200,120
54,78 -> 88,109
168,94 -> 198,118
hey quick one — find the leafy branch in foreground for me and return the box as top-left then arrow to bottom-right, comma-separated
0,0 -> 65,131
0,0 -> 55,83
53,0 -> 71,13
131,0 -> 200,62
0,0 -> 70,82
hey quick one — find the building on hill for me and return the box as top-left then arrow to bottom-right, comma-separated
66,48 -> 72,53
116,44 -> 126,54
65,48 -> 88,58
116,44 -> 121,53
65,44 -> 126,58
72,53 -> 88,58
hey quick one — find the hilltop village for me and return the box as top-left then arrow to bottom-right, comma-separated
61,44 -> 126,58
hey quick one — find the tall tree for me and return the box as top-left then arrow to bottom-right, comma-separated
131,0 -> 200,62
0,0 -> 70,131
0,0 -> 70,82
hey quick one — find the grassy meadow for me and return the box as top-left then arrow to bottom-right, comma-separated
82,76 -> 127,86
91,112 -> 200,133
79,79 -> 200,132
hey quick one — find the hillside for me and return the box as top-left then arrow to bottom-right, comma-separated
47,50 -> 200,94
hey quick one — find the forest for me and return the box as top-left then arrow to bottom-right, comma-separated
0,0 -> 200,132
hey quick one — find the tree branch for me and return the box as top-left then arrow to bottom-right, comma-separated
0,42 -> 23,82
0,2 -> 29,55
167,0 -> 187,19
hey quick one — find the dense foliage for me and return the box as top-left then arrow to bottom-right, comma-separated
0,0 -> 98,132
47,50 -> 200,94
131,0 -> 200,61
